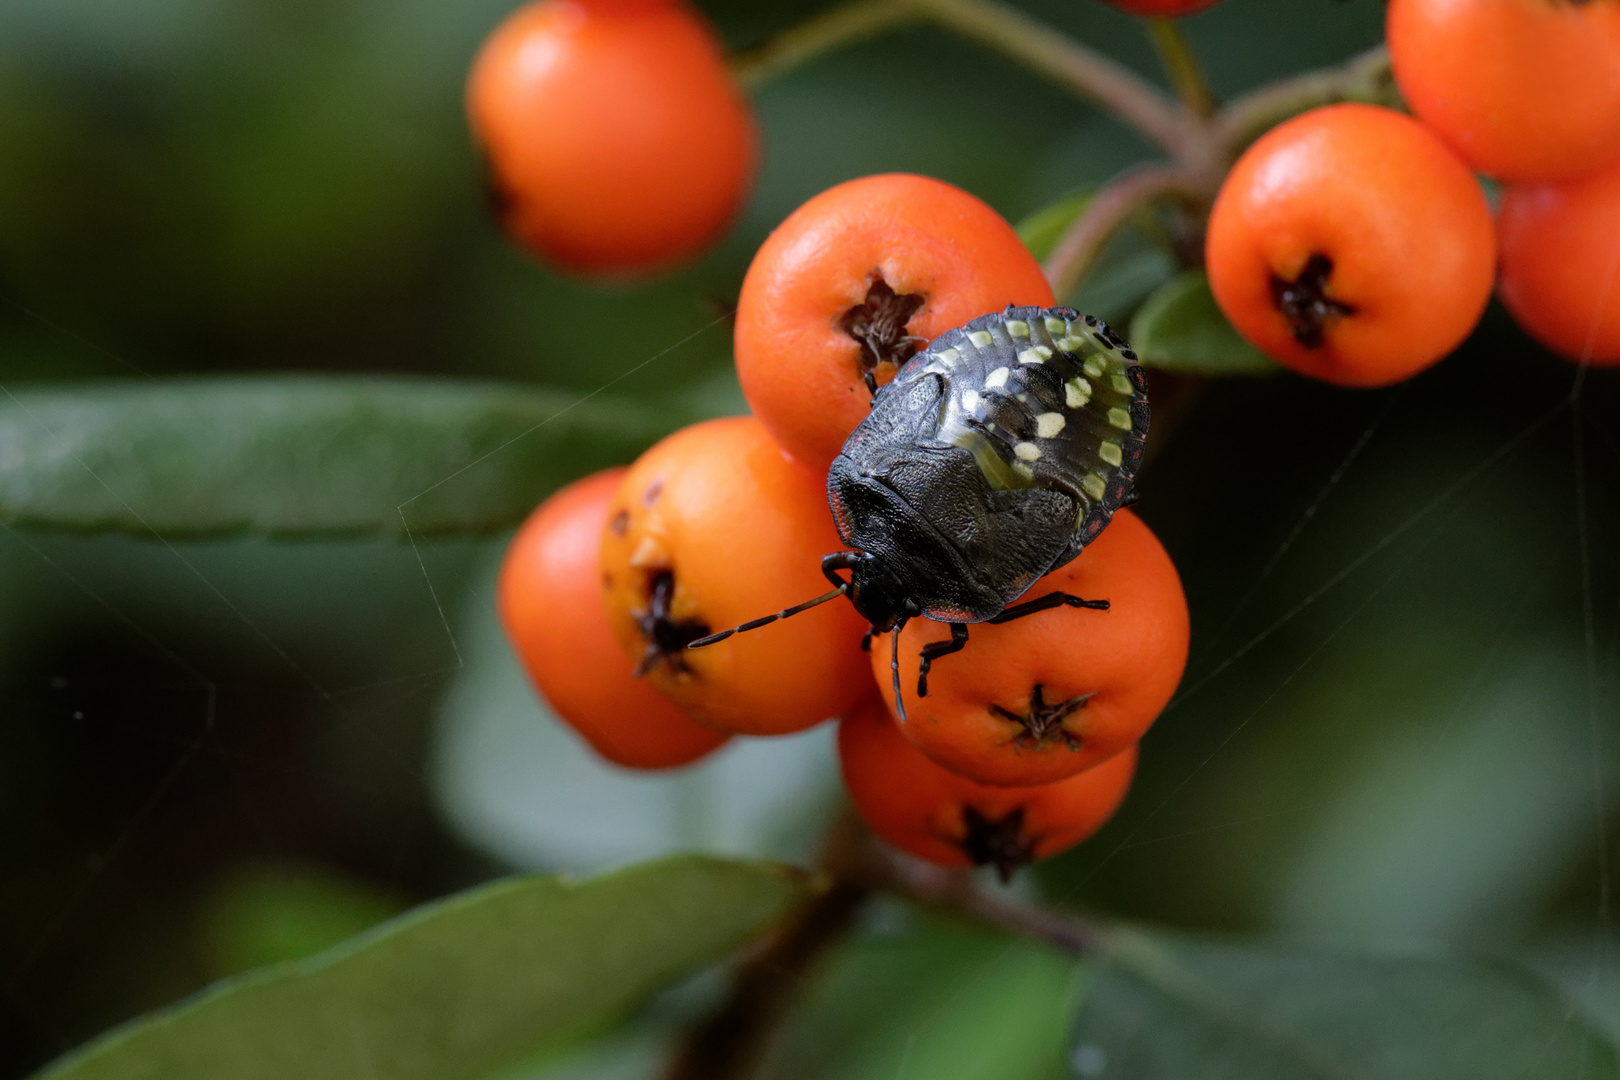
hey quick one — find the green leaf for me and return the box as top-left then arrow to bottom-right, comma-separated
762,917 -> 1082,1080
33,856 -> 808,1080
1128,270 -> 1281,376
0,377 -> 679,537
201,862 -> 406,977
1071,928 -> 1620,1079
1016,190 -> 1093,263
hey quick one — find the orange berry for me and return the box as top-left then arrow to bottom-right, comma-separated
1388,0 -> 1620,183
734,174 -> 1054,471
839,696 -> 1136,878
1206,104 -> 1496,387
1497,160 -> 1620,365
467,0 -> 757,276
599,417 -> 872,736
872,509 -> 1186,788
499,469 -> 729,769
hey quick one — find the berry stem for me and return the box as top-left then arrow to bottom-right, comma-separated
661,814 -> 874,1080
729,0 -> 921,91
1145,18 -> 1216,120
1042,164 -> 1205,302
861,830 -> 1104,954
1212,44 -> 1396,157
906,0 -> 1191,159
664,815 -> 1139,1077
731,0 -> 1191,161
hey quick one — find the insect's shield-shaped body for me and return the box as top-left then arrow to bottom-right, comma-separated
827,305 -> 1149,628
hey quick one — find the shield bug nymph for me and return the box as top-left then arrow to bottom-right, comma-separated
690,305 -> 1150,716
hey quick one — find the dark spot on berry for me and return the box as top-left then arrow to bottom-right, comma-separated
1270,253 -> 1357,348
960,805 -> 1034,883
642,479 -> 664,506
609,510 -> 630,536
632,570 -> 711,678
840,275 -> 928,396
990,684 -> 1092,751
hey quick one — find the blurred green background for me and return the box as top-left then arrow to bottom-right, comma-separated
1,0 -> 1616,1075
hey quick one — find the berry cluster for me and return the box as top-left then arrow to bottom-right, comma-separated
473,0 -> 1611,877
1209,0 -> 1620,383
499,170 -> 1190,878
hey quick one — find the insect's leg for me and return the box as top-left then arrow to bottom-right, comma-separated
821,551 -> 859,591
860,628 -> 875,653
987,591 -> 1110,624
890,618 -> 908,724
916,622 -> 969,697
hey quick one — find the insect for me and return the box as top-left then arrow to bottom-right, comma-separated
690,305 -> 1150,716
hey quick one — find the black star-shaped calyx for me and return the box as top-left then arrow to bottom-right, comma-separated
840,277 -> 927,395
990,685 -> 1092,751
633,571 -> 711,678
960,806 -> 1035,883
1269,253 -> 1357,348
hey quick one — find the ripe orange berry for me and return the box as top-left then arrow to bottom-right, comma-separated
734,174 -> 1055,471
1102,0 -> 1222,14
839,696 -> 1136,879
1498,160 -> 1620,365
499,469 -> 729,769
1387,0 -> 1620,183
599,417 -> 872,736
873,509 -> 1186,788
1206,103 -> 1496,388
467,0 -> 757,276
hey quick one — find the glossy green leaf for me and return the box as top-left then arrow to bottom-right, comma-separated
1128,270 -> 1280,376
1071,928 -> 1620,1079
33,856 -> 808,1080
0,377 -> 678,537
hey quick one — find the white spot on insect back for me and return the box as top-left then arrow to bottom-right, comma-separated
968,330 -> 994,348
1099,441 -> 1123,466
1083,356 -> 1105,378
1044,316 -> 1068,335
1017,345 -> 1052,365
1005,319 -> 1030,338
961,388 -> 980,412
1081,473 -> 1106,500
1057,335 -> 1086,352
1014,441 -> 1041,462
936,347 -> 960,363
1066,378 -> 1091,408
984,367 -> 1010,389
1111,374 -> 1134,395
1036,412 -> 1066,438
1107,407 -> 1132,430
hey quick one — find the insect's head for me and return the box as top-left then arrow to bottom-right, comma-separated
828,549 -> 917,633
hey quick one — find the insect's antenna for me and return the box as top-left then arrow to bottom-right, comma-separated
685,585 -> 848,649
890,619 -> 908,724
